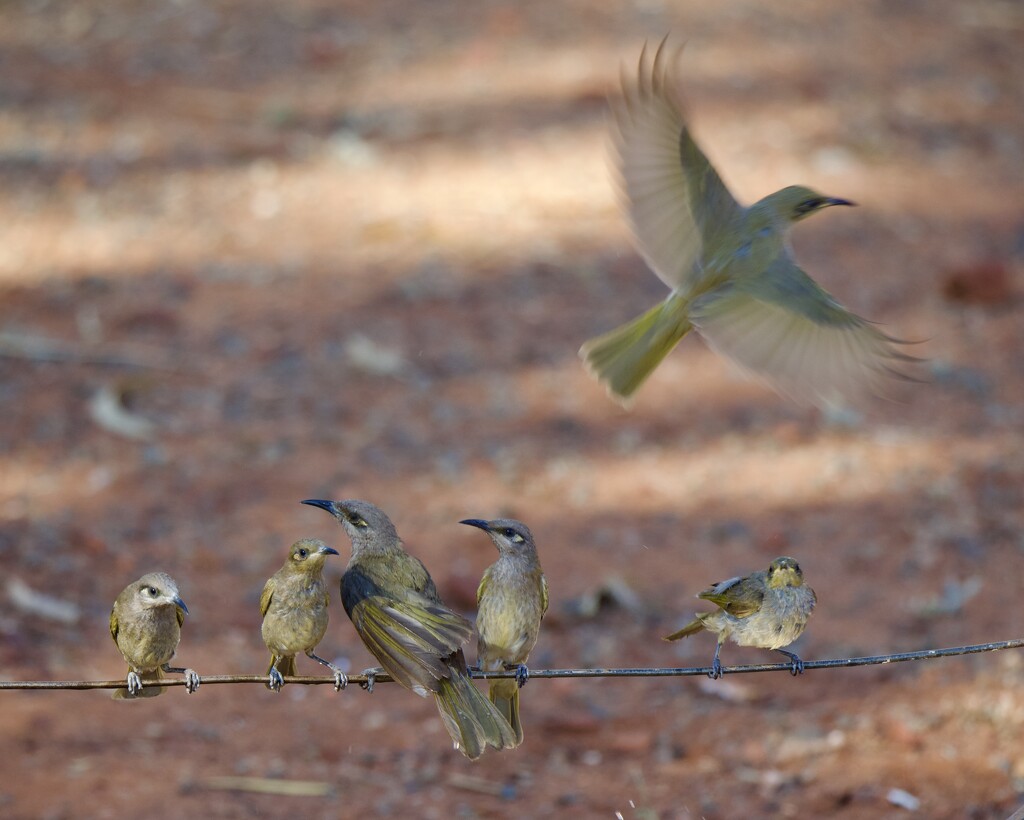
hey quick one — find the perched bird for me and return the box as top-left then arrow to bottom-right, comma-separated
664,556 -> 816,679
109,572 -> 200,699
461,518 -> 548,746
260,538 -> 346,692
580,38 -> 916,406
302,498 -> 517,759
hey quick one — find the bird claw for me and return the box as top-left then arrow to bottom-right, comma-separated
708,658 -> 723,680
511,663 -> 530,689
778,650 -> 805,676
126,671 -> 142,697
360,669 -> 377,694
332,669 -> 348,692
183,668 -> 201,694
268,668 -> 284,692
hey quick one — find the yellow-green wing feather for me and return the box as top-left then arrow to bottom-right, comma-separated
259,577 -> 275,618
698,575 -> 764,619
691,253 -> 915,406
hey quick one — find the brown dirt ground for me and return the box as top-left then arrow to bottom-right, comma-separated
2,0 -> 1024,817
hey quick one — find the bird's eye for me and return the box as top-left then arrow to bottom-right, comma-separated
298,548 -> 308,559
797,198 -> 822,214
147,587 -> 158,596
348,515 -> 367,528
503,528 -> 516,538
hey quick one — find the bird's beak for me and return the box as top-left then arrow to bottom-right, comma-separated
459,518 -> 490,532
826,197 -> 856,208
318,545 -> 340,556
302,499 -> 338,517
172,596 -> 189,615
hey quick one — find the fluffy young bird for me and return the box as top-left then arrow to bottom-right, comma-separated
665,557 -> 816,679
580,38 -> 916,406
461,518 -> 548,746
260,538 -> 346,692
302,498 -> 517,760
109,572 -> 200,699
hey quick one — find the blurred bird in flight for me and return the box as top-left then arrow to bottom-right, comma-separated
580,38 -> 917,407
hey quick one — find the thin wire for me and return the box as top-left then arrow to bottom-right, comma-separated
1,638 -> 1021,691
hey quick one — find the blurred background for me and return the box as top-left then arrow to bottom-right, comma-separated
2,0 -> 1023,816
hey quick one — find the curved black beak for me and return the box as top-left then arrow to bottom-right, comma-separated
318,545 -> 340,556
302,499 -> 336,515
173,596 -> 189,615
826,197 -> 856,208
459,518 -> 490,532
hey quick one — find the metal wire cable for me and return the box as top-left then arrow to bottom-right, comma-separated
1,638 -> 1021,691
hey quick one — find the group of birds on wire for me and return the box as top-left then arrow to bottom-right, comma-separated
106,36 -> 920,761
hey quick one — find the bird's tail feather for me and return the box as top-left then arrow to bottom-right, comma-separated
434,669 -> 519,759
488,678 -> 523,746
664,616 -> 706,642
112,666 -> 165,700
580,294 -> 693,401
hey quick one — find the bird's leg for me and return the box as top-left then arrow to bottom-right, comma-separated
267,658 -> 285,692
163,663 -> 201,694
307,651 -> 348,692
125,670 -> 142,697
504,662 -> 530,689
360,667 -> 385,694
709,643 -> 724,680
776,649 -> 805,676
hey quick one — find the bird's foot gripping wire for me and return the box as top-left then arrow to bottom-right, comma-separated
306,651 -> 348,692
126,671 -> 142,697
708,644 -> 724,680
778,649 -> 805,676
360,668 -> 381,694
507,663 -> 530,689
163,663 -> 201,694
183,668 -> 201,694
267,667 -> 284,692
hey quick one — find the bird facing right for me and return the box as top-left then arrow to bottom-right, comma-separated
109,572 -> 200,699
579,37 -> 918,407
664,556 -> 816,679
461,517 -> 548,746
260,538 -> 346,692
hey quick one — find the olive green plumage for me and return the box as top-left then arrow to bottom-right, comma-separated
260,538 -> 346,692
302,498 -> 517,760
109,572 -> 199,699
580,38 -> 917,406
665,556 -> 816,679
462,518 -> 548,746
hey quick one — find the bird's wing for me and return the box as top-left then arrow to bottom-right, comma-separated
259,578 -> 275,618
349,595 -> 475,693
176,606 -> 186,629
698,574 -> 764,619
109,608 -> 119,642
540,574 -> 549,619
612,38 -> 742,290
690,252 -> 917,407
475,565 -> 492,608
